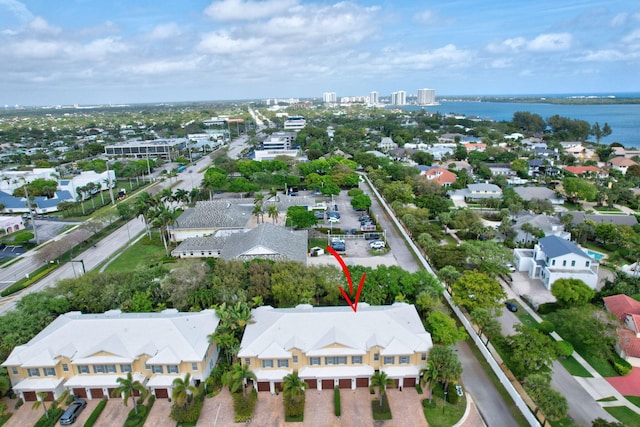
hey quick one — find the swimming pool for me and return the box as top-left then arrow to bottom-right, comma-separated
586,250 -> 605,260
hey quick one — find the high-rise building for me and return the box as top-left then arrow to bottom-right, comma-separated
323,92 -> 337,103
391,90 -> 406,105
417,88 -> 436,105
369,91 -> 379,105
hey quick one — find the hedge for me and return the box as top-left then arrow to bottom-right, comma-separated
537,320 -> 555,334
123,395 -> 155,427
232,390 -> 257,423
371,394 -> 392,420
0,265 -> 58,297
555,341 -> 574,358
34,408 -> 64,427
0,413 -> 13,427
83,399 -> 107,427
334,387 -> 341,417
613,359 -> 632,376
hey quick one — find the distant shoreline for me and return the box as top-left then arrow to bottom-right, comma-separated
437,96 -> 640,105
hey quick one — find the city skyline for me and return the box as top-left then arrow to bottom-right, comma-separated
0,0 -> 638,106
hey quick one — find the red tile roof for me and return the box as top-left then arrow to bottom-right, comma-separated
424,168 -> 457,185
617,328 -> 640,358
563,165 -> 607,175
603,294 -> 640,322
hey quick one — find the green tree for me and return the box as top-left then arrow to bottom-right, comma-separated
370,370 -> 395,407
351,193 -> 372,211
222,363 -> 257,396
451,272 -> 506,314
112,372 -> 147,414
420,362 -> 438,403
286,206 -> 317,229
282,371 -> 308,417
428,345 -> 462,408
506,324 -> 557,380
551,278 -> 595,307
562,177 -> 597,203
427,311 -> 467,346
32,391 -> 51,419
172,373 -> 199,407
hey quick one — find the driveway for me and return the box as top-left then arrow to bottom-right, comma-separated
4,397 -> 43,427
95,398 -> 132,425
606,367 -> 640,396
144,398 -> 173,426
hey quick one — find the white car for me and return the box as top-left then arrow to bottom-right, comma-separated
327,217 -> 340,224
455,385 -> 464,396
369,240 -> 386,249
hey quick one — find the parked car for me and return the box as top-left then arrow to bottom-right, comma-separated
327,211 -> 340,219
331,240 -> 346,251
455,385 -> 464,396
505,301 -> 518,312
59,399 -> 87,425
358,215 -> 370,222
327,217 -> 340,224
503,263 -> 516,272
365,233 -> 381,240
369,240 -> 386,249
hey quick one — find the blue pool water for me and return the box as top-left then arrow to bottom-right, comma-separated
586,250 -> 605,260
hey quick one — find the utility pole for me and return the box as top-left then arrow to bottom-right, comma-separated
106,160 -> 115,205
22,182 -> 40,245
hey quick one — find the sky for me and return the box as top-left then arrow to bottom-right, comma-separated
0,0 -> 639,106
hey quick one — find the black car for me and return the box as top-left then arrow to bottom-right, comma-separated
505,301 -> 518,312
59,399 -> 87,425
365,233 -> 381,240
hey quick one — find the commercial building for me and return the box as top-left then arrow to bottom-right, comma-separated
283,116 -> 306,131
322,92 -> 337,103
369,91 -> 379,105
104,139 -> 187,160
417,88 -> 436,105
390,91 -> 407,106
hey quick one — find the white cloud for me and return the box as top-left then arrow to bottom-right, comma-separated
486,37 -> 526,53
526,33 -> 572,52
28,16 -> 61,34
0,0 -> 33,23
622,28 -> 640,44
204,0 -> 297,22
577,49 -> 628,62
123,58 -> 203,75
413,9 -> 452,26
198,31 -> 264,54
148,23 -> 182,40
9,39 -> 63,59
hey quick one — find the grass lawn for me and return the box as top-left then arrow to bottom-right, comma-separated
558,356 -> 592,377
371,394 -> 392,421
104,235 -> 167,272
443,234 -> 458,246
422,385 -> 466,427
604,406 -> 640,427
549,417 -> 580,427
626,395 -> 640,409
593,206 -> 622,213
580,353 -> 618,378
597,396 -> 618,402
510,300 -> 538,326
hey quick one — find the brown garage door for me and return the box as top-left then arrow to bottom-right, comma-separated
90,388 -> 104,399
338,379 -> 351,389
404,378 -> 416,387
43,391 -> 54,401
275,382 -> 283,392
393,379 -> 399,389
356,377 -> 369,388
107,388 -> 118,399
321,379 -> 334,390
304,379 -> 317,389
155,388 -> 169,399
257,382 -> 270,392
73,388 -> 87,398
23,391 -> 37,402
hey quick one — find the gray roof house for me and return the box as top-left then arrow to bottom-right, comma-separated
513,235 -> 599,289
512,213 -> 570,245
513,187 -> 564,205
568,212 -> 638,227
449,183 -> 502,200
169,200 -> 253,242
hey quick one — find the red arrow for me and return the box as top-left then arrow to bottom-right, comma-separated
326,246 -> 366,312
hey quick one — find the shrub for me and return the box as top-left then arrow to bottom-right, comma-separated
334,387 -> 341,417
537,302 -> 560,314
347,188 -> 364,197
232,390 -> 257,423
537,320 -> 555,334
170,399 -> 204,424
34,408 -> 64,427
13,231 -> 34,244
83,399 -> 107,427
14,399 -> 23,409
0,413 -> 13,426
284,393 -> 305,419
415,382 -> 423,394
612,359 -> 632,376
447,383 -> 460,405
371,394 -> 392,420
555,341 -> 574,358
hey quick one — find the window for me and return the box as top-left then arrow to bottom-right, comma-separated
571,260 -> 576,267
383,356 -> 395,364
27,368 -> 40,377
120,364 -> 132,373
421,353 -> 427,361
11,367 -> 18,375
262,360 -> 273,368
192,363 -> 199,371
107,365 -> 116,373
43,367 -> 56,376
325,356 -> 347,365
309,357 -> 321,366
244,359 -> 251,366
62,364 -> 69,372
562,260 -> 567,267
374,353 -> 379,361
78,365 -> 89,374
93,365 -> 105,374
277,360 -> 289,368
399,356 -> 410,364
352,356 -> 362,364
586,261 -> 590,267
152,365 -> 164,374
292,356 -> 298,364
145,364 -> 151,371
168,365 -> 179,374
551,260 -> 556,266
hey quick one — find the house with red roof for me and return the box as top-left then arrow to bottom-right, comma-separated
563,165 -> 608,178
603,294 -> 640,367
417,166 -> 457,187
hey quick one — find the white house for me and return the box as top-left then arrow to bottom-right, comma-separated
0,216 -> 24,234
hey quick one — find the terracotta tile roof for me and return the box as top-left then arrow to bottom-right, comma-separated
617,328 -> 640,358
424,168 -> 457,185
609,157 -> 638,167
603,294 -> 640,322
563,165 -> 607,175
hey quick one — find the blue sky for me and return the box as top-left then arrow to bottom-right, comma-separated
0,0 -> 638,105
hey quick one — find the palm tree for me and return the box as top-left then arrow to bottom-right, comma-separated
370,371 -> 395,407
267,205 -> 279,224
32,391 -> 50,419
172,373 -> 199,407
76,185 -> 86,215
174,188 -> 189,207
85,182 -> 96,209
223,363 -> 257,396
282,371 -> 308,417
112,372 -> 147,414
252,204 -> 264,224
151,205 -> 177,256
420,363 -> 438,403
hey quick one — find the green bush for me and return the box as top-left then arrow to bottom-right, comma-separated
334,387 -> 341,417
447,383 -> 460,405
612,359 -> 632,376
284,393 -> 305,419
34,408 -> 64,427
347,188 -> 364,197
13,231 -> 34,244
415,382 -> 423,394
371,394 -> 392,420
14,399 -> 23,409
83,399 -> 107,427
0,265 -> 57,297
0,413 -> 13,426
537,320 -> 555,334
537,302 -> 561,314
170,399 -> 204,424
555,341 -> 574,358
232,390 -> 257,423
123,396 -> 154,427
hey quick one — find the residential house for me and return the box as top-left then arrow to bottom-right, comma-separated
563,144 -> 597,161
463,142 -> 486,152
378,137 -> 398,152
603,295 -> 640,367
511,213 -> 570,245
1,309 -> 219,401
487,164 -> 516,176
238,303 -> 433,393
563,166 -> 609,179
607,157 -> 638,175
449,183 -> 502,201
568,212 -> 638,227
513,187 -> 564,205
417,166 -> 457,187
513,235 -> 599,289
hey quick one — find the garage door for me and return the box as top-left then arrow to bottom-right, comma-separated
356,377 -> 369,388
321,379 -> 334,390
108,388 -> 119,399
90,388 -> 104,399
257,382 -> 270,392
338,379 -> 351,389
155,389 -> 169,399
304,379 -> 317,389
275,382 -> 283,392
393,379 -> 399,389
43,391 -> 54,401
404,378 -> 416,387
23,391 -> 37,402
73,388 -> 87,398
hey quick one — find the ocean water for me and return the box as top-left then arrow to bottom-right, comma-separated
395,101 -> 640,148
